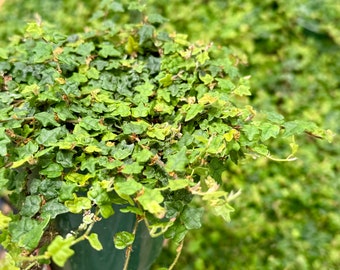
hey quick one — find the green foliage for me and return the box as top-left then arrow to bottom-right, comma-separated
114,231 -> 135,250
0,0 -> 336,269
145,0 -> 339,269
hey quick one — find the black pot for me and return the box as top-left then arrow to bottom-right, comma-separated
55,205 -> 163,270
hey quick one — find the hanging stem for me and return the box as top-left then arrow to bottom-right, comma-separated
169,239 -> 184,270
123,216 -> 141,270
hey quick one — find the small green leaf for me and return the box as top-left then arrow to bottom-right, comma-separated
132,148 -> 153,163
102,132 -> 117,141
131,103 -> 149,118
114,231 -> 135,250
147,123 -> 171,140
185,104 -> 204,122
283,120 -> 314,137
125,36 -> 139,54
40,163 -> 63,178
41,198 -> 69,219
233,85 -> 251,96
65,173 -> 93,186
0,212 -> 11,230
134,81 -> 154,96
87,233 -> 103,251
20,195 -> 42,217
25,22 -> 44,38
79,116 -> 104,131
115,179 -> 143,196
122,120 -> 150,135
47,235 -> 75,267
112,141 -> 134,160
260,123 -> 280,141
180,207 -> 204,230
138,24 -> 154,44
56,151 -> 74,168
243,125 -> 260,141
76,42 -> 95,56
80,155 -> 97,173
86,67 -> 100,79
199,73 -> 214,85
11,156 -> 32,168
165,147 -> 188,173
87,182 -> 111,206
84,144 -> 102,153
209,157 -> 227,184
110,102 -> 131,117
18,141 -> 39,158
137,188 -> 165,218
159,73 -> 172,87
164,222 -> 188,245
99,43 -> 121,58
0,128 -> 11,156
212,202 -> 235,222
99,204 -> 115,218
59,182 -> 78,201
65,195 -> 92,213
32,42 -> 53,63
196,51 -> 210,65
36,127 -> 66,146
121,163 -> 144,174
9,216 -> 50,251
265,111 -> 285,124
148,13 -> 168,24
223,129 -> 238,142
69,72 -> 88,83
168,179 -> 193,191
252,144 -> 269,156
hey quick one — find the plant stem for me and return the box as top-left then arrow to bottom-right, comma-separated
169,239 -> 184,270
123,217 -> 140,270
23,262 -> 37,270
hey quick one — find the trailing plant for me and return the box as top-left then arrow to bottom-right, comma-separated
0,1 -> 332,269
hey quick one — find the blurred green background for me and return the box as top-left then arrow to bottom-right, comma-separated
1,0 -> 339,269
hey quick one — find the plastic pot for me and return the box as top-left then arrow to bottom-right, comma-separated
54,205 -> 163,270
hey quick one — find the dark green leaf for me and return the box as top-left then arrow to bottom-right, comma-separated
36,127 -> 66,146
35,112 -> 60,127
180,207 -> 204,230
56,151 -> 74,168
9,216 -> 50,251
139,24 -> 154,44
79,116 -> 105,131
41,198 -> 68,219
208,158 -> 227,184
112,141 -> 134,160
20,195 -> 42,217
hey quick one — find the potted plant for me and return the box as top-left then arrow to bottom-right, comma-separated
0,2 -> 330,269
